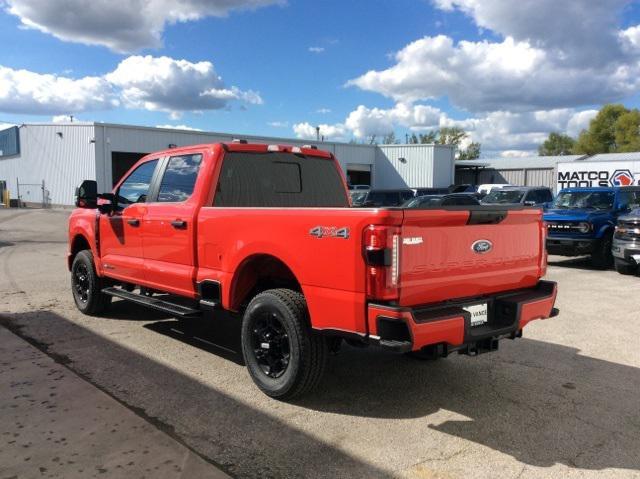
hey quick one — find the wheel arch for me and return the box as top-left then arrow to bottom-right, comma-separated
227,254 -> 302,312
68,233 -> 91,270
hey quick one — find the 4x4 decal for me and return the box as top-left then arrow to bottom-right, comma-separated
309,226 -> 350,239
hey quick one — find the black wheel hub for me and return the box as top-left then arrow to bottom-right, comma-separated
73,263 -> 90,303
251,312 -> 290,379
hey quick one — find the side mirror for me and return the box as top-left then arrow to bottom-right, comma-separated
75,180 -> 98,208
97,193 -> 116,214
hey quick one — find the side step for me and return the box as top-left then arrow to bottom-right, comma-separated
102,287 -> 202,318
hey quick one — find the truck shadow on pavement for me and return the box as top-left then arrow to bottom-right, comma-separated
0,310 -> 392,479
547,256 -> 611,271
3,310 -> 640,475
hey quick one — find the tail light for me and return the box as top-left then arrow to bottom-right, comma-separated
363,225 -> 401,300
541,221 -> 548,273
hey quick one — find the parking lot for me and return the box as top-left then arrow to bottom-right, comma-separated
1,208 -> 639,479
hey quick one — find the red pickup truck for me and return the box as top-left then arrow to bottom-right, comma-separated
68,142 -> 558,399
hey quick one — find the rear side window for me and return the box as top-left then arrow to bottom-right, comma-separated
157,154 -> 202,202
214,152 -> 348,207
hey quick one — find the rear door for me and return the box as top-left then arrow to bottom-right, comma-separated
399,208 -> 543,306
99,158 -> 161,283
142,152 -> 204,297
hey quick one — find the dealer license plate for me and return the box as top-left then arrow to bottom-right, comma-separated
465,303 -> 489,327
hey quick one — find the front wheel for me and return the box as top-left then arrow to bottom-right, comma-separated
614,258 -> 638,275
590,233 -> 613,269
71,250 -> 111,315
241,289 -> 327,399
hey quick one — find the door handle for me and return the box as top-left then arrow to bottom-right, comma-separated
127,218 -> 140,227
171,220 -> 187,229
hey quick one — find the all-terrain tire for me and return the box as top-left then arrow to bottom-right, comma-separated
241,289 -> 327,399
614,257 -> 638,275
71,250 -> 111,315
590,232 -> 614,269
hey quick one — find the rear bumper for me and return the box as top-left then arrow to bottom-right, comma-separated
367,280 -> 558,353
546,237 -> 597,256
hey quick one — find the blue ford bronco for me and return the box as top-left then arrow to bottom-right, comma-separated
544,186 -> 640,268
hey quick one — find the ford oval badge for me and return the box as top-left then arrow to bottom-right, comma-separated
472,239 -> 493,254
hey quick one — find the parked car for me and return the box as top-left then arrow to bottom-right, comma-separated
69,142 -> 558,399
353,189 -> 415,207
481,186 -> 553,207
402,193 -> 480,208
349,190 -> 368,206
612,206 -> 640,275
477,183 -> 510,197
544,186 -> 639,268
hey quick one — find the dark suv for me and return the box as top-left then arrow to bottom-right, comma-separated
481,186 -> 553,207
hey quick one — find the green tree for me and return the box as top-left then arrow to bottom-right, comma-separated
614,109 -> 640,152
538,132 -> 576,156
458,141 -> 481,160
437,126 -> 467,146
574,104 -> 629,154
382,132 -> 397,144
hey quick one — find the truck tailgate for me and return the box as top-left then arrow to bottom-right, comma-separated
399,208 -> 543,306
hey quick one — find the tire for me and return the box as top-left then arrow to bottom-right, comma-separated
590,232 -> 614,269
614,258 -> 638,275
71,250 -> 111,315
241,289 -> 327,399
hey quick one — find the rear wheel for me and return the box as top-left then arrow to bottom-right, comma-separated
614,258 -> 638,275
590,232 -> 614,269
241,289 -> 327,399
71,250 -> 111,315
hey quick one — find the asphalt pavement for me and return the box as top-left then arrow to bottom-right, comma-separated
1,208 -> 639,479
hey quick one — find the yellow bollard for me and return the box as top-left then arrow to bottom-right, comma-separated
3,189 -> 9,207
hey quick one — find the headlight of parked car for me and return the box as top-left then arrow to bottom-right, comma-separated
577,222 -> 592,233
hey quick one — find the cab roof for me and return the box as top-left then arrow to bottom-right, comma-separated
146,142 -> 334,160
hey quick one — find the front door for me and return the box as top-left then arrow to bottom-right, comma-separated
142,153 -> 203,297
99,158 -> 160,284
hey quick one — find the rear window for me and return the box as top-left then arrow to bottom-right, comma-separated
214,152 -> 348,207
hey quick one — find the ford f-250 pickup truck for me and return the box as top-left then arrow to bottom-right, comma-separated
68,142 -> 558,399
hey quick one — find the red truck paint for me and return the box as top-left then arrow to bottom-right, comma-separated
68,142 -> 557,356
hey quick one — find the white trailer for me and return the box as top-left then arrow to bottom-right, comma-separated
557,160 -> 640,191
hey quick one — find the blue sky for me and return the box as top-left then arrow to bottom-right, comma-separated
1,0 -> 640,156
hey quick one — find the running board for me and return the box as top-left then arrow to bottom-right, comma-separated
102,287 -> 202,318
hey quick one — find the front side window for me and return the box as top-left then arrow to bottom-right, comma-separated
117,159 -> 159,208
618,190 -> 640,210
157,154 -> 203,202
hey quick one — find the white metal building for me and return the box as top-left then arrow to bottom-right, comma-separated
0,122 -> 455,206
455,155 -> 588,192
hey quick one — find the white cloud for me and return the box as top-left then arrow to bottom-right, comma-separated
316,108 -> 331,114
0,66 -> 116,115
4,0 -> 283,52
308,47 -> 325,53
267,121 -> 289,128
0,55 -> 261,117
155,124 -> 202,131
345,103 -> 441,138
106,55 -> 262,116
432,0 -> 626,66
348,34 -> 640,112
293,122 -> 349,142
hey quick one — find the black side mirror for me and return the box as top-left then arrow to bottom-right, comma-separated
97,193 -> 116,214
75,180 -> 98,208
